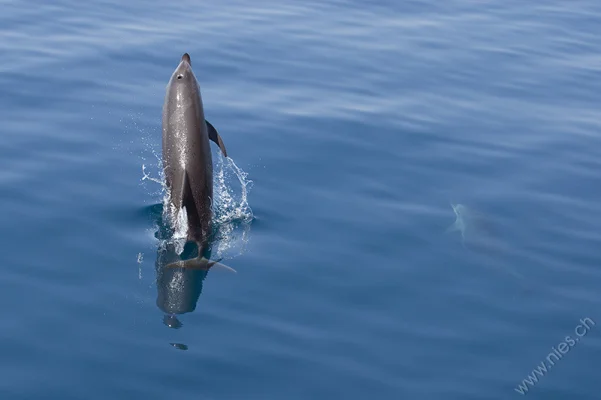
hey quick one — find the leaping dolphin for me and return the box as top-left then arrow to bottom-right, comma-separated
161,53 -> 233,272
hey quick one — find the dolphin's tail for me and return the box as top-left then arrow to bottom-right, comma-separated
166,256 -> 237,273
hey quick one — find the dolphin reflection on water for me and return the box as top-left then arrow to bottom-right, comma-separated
155,238 -> 210,329
147,200 -> 248,333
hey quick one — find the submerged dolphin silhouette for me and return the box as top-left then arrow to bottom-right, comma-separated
445,203 -> 506,254
447,203 -> 470,245
445,203 -> 525,281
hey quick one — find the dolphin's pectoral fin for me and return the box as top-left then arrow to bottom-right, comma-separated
206,258 -> 237,273
206,120 -> 228,158
166,256 -> 237,273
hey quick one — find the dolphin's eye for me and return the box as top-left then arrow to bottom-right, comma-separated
177,75 -> 183,80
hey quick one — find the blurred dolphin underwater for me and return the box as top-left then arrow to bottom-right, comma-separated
445,203 -> 525,281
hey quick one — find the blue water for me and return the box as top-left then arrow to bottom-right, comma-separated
2,1 -> 601,398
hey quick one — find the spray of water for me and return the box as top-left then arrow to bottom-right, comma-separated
139,138 -> 254,260
211,154 -> 254,258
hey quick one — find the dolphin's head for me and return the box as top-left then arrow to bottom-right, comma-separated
167,53 -> 201,96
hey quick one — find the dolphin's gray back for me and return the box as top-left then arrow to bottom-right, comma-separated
155,242 -> 206,314
161,60 -> 213,243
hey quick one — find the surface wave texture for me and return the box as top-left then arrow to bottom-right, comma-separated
1,0 -> 601,398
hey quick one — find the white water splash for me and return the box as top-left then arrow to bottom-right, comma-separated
213,154 -> 253,223
137,252 -> 144,280
139,140 -> 254,260
171,205 -> 189,255
141,164 -> 163,186
211,154 -> 254,258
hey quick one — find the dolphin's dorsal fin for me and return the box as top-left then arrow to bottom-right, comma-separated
205,120 -> 228,158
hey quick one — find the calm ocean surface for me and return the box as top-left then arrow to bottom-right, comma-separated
1,0 -> 601,398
